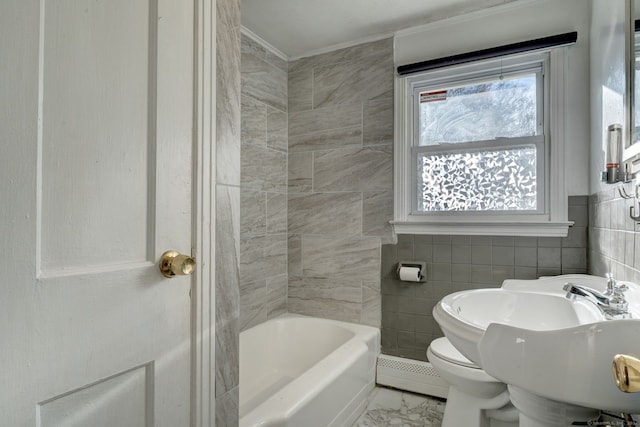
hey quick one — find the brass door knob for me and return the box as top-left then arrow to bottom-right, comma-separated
159,250 -> 196,278
613,354 -> 640,392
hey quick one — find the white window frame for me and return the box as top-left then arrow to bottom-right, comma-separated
393,49 -> 572,237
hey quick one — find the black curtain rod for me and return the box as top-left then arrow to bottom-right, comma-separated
397,31 -> 578,76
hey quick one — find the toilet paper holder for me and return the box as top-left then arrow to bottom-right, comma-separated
396,261 -> 427,282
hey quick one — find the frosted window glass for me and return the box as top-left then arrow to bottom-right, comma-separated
417,145 -> 537,212
418,74 -> 537,146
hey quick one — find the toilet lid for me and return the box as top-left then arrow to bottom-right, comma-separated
429,337 -> 479,369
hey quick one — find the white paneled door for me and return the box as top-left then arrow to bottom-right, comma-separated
1,0 -> 195,425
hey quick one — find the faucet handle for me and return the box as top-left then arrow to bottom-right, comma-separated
614,283 -> 629,295
610,282 -> 629,312
605,272 -> 616,295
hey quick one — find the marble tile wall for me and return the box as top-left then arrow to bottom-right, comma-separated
589,185 -> 640,283
215,0 -> 241,424
287,38 -> 395,328
240,34 -> 288,331
381,196 -> 589,361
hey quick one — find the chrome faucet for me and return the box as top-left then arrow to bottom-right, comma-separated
563,274 -> 630,319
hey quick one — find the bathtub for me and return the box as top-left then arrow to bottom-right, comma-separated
239,314 -> 380,427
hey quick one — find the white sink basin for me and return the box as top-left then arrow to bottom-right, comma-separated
433,288 -> 604,365
433,274 -> 640,413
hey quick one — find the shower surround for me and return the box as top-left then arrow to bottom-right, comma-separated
240,35 -> 396,330
286,38 -> 395,328
240,34 -> 289,331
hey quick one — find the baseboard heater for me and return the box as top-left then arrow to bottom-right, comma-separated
376,354 -> 448,399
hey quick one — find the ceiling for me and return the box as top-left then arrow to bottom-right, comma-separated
241,0 -> 522,59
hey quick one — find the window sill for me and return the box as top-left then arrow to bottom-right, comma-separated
390,220 -> 574,237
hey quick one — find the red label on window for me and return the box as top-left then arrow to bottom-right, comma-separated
420,90 -> 447,103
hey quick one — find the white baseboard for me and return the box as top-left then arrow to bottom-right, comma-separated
376,354 -> 449,399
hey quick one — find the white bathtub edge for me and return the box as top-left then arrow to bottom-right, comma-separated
239,314 -> 380,427
328,379 -> 376,427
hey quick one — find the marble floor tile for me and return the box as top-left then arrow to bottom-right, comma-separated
353,387 -> 445,427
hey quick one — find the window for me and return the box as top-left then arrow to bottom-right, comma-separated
393,51 -> 571,236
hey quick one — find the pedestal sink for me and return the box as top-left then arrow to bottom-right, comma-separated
433,274 -> 640,424
479,319 -> 640,413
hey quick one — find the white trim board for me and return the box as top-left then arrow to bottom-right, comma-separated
193,0 -> 216,424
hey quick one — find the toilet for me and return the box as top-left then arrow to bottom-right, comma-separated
427,337 -> 519,427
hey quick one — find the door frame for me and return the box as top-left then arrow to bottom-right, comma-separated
192,0 -> 216,425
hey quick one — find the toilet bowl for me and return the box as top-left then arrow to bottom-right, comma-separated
427,337 -> 519,427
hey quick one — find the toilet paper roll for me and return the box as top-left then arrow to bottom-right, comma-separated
399,266 -> 421,282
